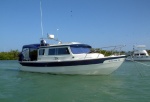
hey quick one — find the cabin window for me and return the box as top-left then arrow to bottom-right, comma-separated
134,54 -> 139,56
39,49 -> 45,55
22,48 -> 30,60
140,53 -> 146,56
70,46 -> 91,54
48,47 -> 70,55
57,48 -> 70,55
49,49 -> 56,55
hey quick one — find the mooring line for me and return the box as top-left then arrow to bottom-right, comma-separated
128,60 -> 150,77
133,61 -> 143,77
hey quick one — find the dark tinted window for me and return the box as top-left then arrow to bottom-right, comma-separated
49,49 -> 56,55
48,47 -> 70,55
57,48 -> 70,55
140,53 -> 146,56
30,48 -> 38,61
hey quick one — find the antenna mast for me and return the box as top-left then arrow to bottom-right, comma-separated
40,1 -> 44,37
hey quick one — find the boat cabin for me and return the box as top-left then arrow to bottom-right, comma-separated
131,45 -> 149,58
133,50 -> 149,58
19,42 -> 103,61
19,44 -> 40,61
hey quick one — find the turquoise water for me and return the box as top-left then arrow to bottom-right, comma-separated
0,60 -> 150,102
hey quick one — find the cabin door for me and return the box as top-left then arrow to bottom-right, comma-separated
29,48 -> 38,61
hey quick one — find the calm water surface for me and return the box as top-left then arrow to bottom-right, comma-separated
0,60 -> 150,102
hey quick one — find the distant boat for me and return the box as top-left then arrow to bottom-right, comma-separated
18,35 -> 126,75
126,45 -> 150,61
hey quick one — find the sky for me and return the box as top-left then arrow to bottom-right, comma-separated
0,0 -> 150,51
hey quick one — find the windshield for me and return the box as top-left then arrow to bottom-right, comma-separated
70,44 -> 91,54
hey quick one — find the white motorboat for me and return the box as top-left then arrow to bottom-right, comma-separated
126,45 -> 150,61
18,35 -> 126,75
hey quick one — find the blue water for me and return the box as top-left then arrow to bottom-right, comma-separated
0,60 -> 150,102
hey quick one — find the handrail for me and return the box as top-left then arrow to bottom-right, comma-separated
84,45 -> 126,59
100,45 -> 126,56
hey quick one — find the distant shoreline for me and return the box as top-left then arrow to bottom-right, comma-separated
0,50 -> 19,60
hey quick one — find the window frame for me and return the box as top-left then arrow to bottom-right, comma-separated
48,47 -> 70,55
70,46 -> 91,54
39,49 -> 45,55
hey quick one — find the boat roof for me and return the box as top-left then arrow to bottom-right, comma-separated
22,42 -> 92,49
23,44 -> 40,49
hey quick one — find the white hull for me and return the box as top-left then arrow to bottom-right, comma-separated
20,58 -> 125,75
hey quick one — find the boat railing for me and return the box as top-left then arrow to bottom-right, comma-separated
84,45 -> 126,59
100,45 -> 126,56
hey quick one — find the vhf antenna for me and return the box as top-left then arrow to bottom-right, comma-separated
40,1 -> 44,38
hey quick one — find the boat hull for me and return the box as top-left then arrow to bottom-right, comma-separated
19,56 -> 125,75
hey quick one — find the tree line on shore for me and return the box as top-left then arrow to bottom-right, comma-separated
0,49 -> 150,60
0,50 -> 19,60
